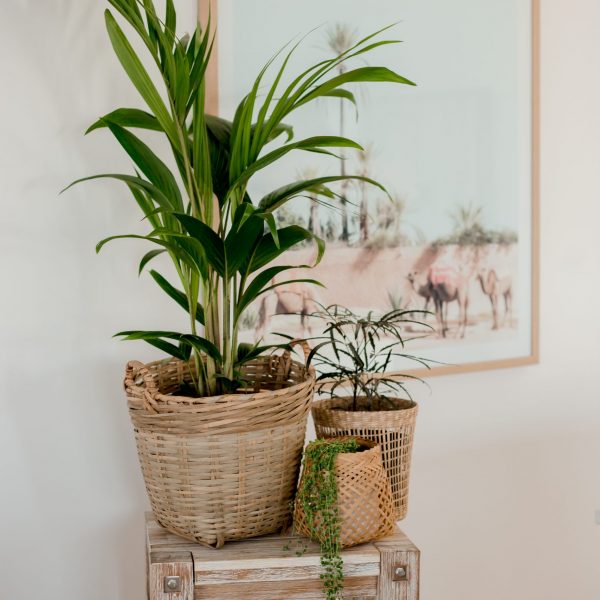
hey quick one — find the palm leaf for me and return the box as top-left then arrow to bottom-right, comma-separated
86,108 -> 161,134
149,269 -> 205,324
105,10 -> 178,145
259,175 -> 388,213
104,121 -> 183,210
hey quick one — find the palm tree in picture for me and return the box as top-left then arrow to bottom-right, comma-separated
375,192 -> 406,246
356,144 -> 374,243
450,203 -> 483,234
449,202 -> 486,246
326,23 -> 358,243
297,167 -> 322,238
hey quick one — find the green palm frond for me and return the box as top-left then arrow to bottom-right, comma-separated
66,0 -> 416,396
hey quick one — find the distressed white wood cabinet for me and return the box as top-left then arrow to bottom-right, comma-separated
146,513 -> 420,599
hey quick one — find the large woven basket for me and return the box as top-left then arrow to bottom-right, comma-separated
312,397 -> 418,520
294,437 -> 396,548
124,342 -> 315,548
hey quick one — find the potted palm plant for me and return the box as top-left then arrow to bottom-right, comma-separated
64,0 -> 416,547
307,304 -> 432,520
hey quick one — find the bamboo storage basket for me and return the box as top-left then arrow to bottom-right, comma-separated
294,437 -> 396,548
124,342 -> 315,548
312,397 -> 418,520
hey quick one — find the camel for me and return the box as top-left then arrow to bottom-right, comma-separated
407,270 -> 433,315
256,281 -> 321,338
406,269 -> 457,326
428,266 -> 470,338
477,268 -> 513,329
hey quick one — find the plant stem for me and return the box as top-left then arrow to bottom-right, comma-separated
222,278 -> 232,382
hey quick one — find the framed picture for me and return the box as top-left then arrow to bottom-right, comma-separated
202,0 -> 540,376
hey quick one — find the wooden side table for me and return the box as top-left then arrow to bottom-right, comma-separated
146,514 -> 419,599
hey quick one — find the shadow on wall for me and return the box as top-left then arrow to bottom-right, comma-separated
77,510 -> 147,600
404,425 -> 600,600
1,354 -> 149,600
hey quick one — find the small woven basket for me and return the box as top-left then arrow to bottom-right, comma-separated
294,437 -> 396,548
312,397 -> 418,520
124,342 -> 315,548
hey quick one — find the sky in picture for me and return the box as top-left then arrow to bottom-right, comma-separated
218,0 -> 532,243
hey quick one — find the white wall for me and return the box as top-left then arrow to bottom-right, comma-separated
1,1 -> 599,599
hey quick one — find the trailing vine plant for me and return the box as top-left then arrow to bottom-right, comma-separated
296,437 -> 361,599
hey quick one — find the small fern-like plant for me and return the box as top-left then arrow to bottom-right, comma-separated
306,304 -> 434,410
296,438 -> 361,600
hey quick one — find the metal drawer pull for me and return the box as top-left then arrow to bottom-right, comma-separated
393,565 -> 408,581
164,576 -> 181,592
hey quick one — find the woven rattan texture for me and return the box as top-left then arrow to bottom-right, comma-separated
312,397 -> 418,520
294,437 -> 396,548
124,347 -> 315,548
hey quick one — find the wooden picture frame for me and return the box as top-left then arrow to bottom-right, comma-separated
200,0 -> 540,378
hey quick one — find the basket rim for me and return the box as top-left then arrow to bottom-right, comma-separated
319,435 -> 378,451
126,355 -> 316,409
312,395 -> 417,413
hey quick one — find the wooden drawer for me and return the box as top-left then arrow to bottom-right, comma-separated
146,514 -> 419,599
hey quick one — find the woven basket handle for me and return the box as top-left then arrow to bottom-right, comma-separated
274,339 -> 312,387
124,360 -> 160,413
281,338 -> 312,366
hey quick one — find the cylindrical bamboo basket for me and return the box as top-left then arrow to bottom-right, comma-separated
312,397 -> 418,520
124,342 -> 315,548
294,437 -> 396,548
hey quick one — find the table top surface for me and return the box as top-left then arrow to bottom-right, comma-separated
146,513 -> 419,571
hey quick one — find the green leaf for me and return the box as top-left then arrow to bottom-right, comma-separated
180,334 -> 222,362
141,0 -> 177,89
144,337 -> 190,361
205,116 -> 233,206
115,330 -> 222,362
320,88 -> 357,107
251,30 -> 318,153
231,136 -> 363,187
320,88 -> 359,121
104,10 -> 178,145
259,212 -> 280,248
224,211 -> 264,275
107,0 -> 148,44
86,108 -> 162,134
259,175 -> 388,213
297,66 -> 416,108
236,342 -> 259,364
187,16 -> 214,113
236,264 -> 322,321
212,118 -> 292,147
246,225 -> 324,274
205,114 -> 233,146
173,214 -> 226,277
192,85 -> 214,209
148,229 -> 208,279
63,173 -> 175,212
256,277 -> 323,300
138,249 -> 165,274
104,121 -> 183,210
345,38 -> 403,61
172,39 -> 190,119
127,183 -> 165,230
149,269 -> 205,324
236,341 -> 291,366
115,329 -> 180,341
267,122 -> 294,143
95,233 -> 197,272
204,116 -> 294,206
165,0 -> 176,42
